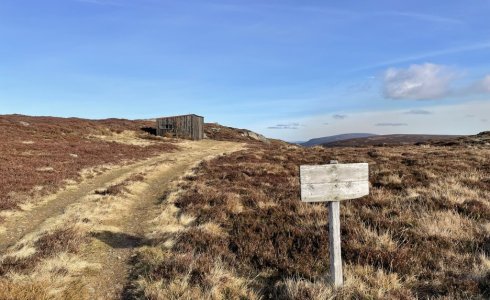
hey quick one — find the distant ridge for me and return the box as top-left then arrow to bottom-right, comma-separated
301,133 -> 376,147
321,134 -> 462,147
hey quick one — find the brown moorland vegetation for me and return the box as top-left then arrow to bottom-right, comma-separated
0,115 -> 488,299
0,135 -> 240,299
128,137 -> 490,299
0,115 -> 178,213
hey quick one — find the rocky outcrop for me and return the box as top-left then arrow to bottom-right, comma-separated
239,130 -> 270,144
204,123 -> 270,143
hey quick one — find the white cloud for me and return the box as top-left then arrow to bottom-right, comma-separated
333,114 -> 347,119
267,122 -> 302,129
383,63 -> 455,100
375,122 -> 408,126
474,75 -> 490,93
382,64 -> 490,100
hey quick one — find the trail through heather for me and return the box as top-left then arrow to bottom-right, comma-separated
0,140 -> 243,299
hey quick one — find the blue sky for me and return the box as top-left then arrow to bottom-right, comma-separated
1,0 -> 489,140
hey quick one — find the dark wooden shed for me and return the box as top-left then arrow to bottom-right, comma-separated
156,114 -> 204,140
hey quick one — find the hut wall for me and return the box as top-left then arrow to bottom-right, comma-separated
156,114 -> 204,140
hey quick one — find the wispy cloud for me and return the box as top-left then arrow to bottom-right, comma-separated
207,2 -> 356,17
346,81 -> 374,93
267,122 -> 302,129
374,11 -> 463,25
333,114 -> 347,120
209,3 -> 462,27
355,42 -> 490,71
470,75 -> 490,93
270,4 -> 463,24
404,109 -> 433,115
375,122 -> 408,126
75,0 -> 123,6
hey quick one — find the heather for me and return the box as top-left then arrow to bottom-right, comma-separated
0,115 -> 178,211
130,140 -> 490,299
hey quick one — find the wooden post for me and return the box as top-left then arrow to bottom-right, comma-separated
328,201 -> 343,287
328,160 -> 343,287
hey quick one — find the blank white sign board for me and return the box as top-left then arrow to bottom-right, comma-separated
300,162 -> 370,288
300,163 -> 369,202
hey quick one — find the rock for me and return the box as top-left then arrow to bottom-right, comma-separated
19,121 -> 30,126
240,130 -> 270,144
36,167 -> 54,172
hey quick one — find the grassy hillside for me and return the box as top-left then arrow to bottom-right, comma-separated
0,115 -> 178,214
127,138 -> 490,299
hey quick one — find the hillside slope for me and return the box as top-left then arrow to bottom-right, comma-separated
0,114 -> 178,213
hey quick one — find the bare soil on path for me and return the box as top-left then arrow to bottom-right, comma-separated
0,140 -> 243,299
0,156 -> 175,253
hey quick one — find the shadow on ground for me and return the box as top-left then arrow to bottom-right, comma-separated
141,127 -> 157,135
91,231 -> 151,249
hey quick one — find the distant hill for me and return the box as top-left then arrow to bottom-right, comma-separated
430,131 -> 490,146
301,133 -> 376,147
321,134 -> 462,147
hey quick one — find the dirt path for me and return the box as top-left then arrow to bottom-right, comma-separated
0,140 -> 243,299
0,155 -> 175,253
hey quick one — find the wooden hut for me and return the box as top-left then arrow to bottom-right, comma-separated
156,114 -> 204,140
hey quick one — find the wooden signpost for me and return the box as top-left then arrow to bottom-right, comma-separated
300,160 -> 369,287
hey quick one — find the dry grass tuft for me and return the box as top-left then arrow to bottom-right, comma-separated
131,248 -> 259,300
0,226 -> 87,276
0,279 -> 50,300
0,224 -> 93,300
